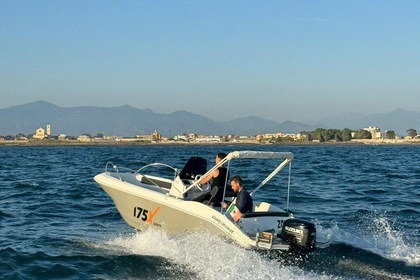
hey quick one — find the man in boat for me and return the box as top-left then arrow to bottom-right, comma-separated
222,175 -> 253,222
196,152 -> 231,206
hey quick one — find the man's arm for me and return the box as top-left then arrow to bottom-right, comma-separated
197,169 -> 219,184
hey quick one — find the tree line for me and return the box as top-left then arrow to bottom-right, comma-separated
296,128 -> 419,142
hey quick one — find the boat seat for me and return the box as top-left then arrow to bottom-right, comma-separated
140,176 -> 172,189
193,186 -> 218,204
203,187 -> 219,205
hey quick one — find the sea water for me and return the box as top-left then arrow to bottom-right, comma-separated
0,145 -> 419,279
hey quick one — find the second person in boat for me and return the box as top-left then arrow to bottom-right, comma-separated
196,152 -> 232,206
222,175 -> 253,222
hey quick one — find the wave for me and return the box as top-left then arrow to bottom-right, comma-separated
0,209 -> 14,219
0,242 -> 183,280
316,213 -> 420,268
335,258 -> 418,280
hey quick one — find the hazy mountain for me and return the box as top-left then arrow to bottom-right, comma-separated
0,101 -> 293,136
0,101 -> 417,137
318,109 -> 420,135
218,117 -> 316,135
0,101 -> 156,136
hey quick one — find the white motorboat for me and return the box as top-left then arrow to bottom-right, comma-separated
94,151 -> 316,253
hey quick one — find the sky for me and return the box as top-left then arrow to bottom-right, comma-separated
1,1 -> 420,124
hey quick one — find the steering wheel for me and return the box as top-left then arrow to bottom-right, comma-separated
194,174 -> 206,191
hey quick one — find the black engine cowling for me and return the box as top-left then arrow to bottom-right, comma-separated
279,218 -> 316,252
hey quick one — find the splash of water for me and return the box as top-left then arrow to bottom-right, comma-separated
369,216 -> 419,266
98,229 -> 332,280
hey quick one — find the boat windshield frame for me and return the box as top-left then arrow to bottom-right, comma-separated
179,151 -> 294,210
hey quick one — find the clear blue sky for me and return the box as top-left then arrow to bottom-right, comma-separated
1,1 -> 419,123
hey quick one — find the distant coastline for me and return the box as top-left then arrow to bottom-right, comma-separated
1,139 -> 419,147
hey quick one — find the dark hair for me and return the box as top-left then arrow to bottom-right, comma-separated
231,175 -> 243,186
217,152 -> 227,160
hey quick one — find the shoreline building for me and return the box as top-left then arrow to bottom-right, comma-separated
33,124 -> 51,140
364,126 -> 381,139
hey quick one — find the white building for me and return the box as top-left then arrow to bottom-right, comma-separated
33,124 -> 51,139
174,135 -> 188,141
77,135 -> 92,142
33,127 -> 46,139
364,126 -> 382,139
194,136 -> 221,142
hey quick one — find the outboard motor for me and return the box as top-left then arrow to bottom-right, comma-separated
279,218 -> 316,252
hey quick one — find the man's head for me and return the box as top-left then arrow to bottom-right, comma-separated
230,175 -> 243,193
216,152 -> 227,163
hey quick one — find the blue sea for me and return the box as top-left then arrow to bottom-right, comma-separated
0,145 -> 419,280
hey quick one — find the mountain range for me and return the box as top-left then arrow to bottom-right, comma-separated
0,101 -> 418,137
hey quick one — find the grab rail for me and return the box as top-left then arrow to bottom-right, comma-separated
135,163 -> 179,178
105,162 -> 135,181
104,162 -> 179,195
